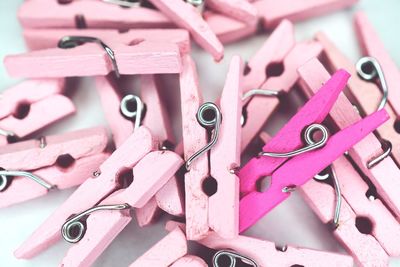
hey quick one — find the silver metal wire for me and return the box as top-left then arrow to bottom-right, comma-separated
314,166 -> 342,227
367,139 -> 392,169
186,0 -> 206,12
356,57 -> 388,111
260,124 -> 329,158
185,102 -> 221,170
120,94 -> 144,130
58,36 -> 120,78
61,204 -> 130,243
213,250 -> 258,267
0,128 -> 16,138
241,89 -> 280,126
0,170 -> 53,192
102,0 -> 142,7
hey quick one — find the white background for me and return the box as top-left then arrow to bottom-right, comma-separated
1,0 -> 400,266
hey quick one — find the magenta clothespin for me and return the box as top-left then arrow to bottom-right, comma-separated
0,79 -> 75,146
18,0 -> 173,30
95,75 -> 184,225
316,32 -> 400,219
180,55 -> 242,240
254,0 -> 357,29
14,127 -> 183,265
297,58 -> 400,264
4,30 -> 182,78
165,221 -> 353,267
0,127 -> 109,208
238,69 -> 389,232
240,20 -> 322,151
129,227 -> 187,267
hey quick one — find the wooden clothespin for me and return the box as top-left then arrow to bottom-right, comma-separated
180,54 -> 242,240
95,74 -> 184,226
254,0 -> 357,29
315,32 -> 400,219
18,0 -> 173,30
238,69 -> 389,232
241,19 -> 322,151
165,221 -> 354,267
14,127 -> 183,266
0,79 -> 75,146
4,29 -> 182,78
0,127 -> 109,208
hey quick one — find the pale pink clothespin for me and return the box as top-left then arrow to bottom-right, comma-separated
204,0 -> 258,23
238,69 -> 389,232
254,0 -> 357,29
165,221 -> 354,267
239,19 -> 322,151
4,30 -> 182,78
18,0 -> 173,30
95,74 -> 184,226
0,79 -> 75,146
316,32 -> 400,219
14,127 -> 183,266
0,127 -> 109,208
180,55 -> 242,240
170,256 -> 207,267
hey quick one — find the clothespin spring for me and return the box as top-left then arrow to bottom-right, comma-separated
120,94 -> 145,130
0,170 -> 53,192
213,250 -> 258,267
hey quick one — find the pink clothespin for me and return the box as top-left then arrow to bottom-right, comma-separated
165,221 -> 353,267
316,32 -> 400,219
4,30 -> 182,78
238,69 -> 389,232
204,0 -> 258,23
18,0 -> 173,30
170,256 -> 207,267
14,126 -> 183,266
180,55 -> 242,240
0,127 -> 109,208
0,79 -> 75,146
254,0 -> 357,29
95,74 -> 184,226
298,58 -> 400,264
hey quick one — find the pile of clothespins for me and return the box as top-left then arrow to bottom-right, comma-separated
1,0 -> 400,266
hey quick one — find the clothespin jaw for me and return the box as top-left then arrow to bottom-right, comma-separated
298,58 -> 400,261
205,0 -> 258,24
0,79 -> 75,145
147,0 -> 224,61
180,54 -> 242,239
14,126 -> 157,259
165,221 -> 354,267
19,0 -> 173,30
0,127 -> 109,208
239,70 -> 389,232
315,32 -> 400,218
254,0 -> 358,29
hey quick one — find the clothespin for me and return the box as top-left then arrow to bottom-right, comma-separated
165,221 -> 354,267
298,58 -> 400,265
18,0 -> 173,30
240,19 -> 322,151
0,127 -> 109,208
238,69 -> 389,232
180,54 -> 242,240
0,79 -> 75,146
204,0 -> 258,23
4,30 -> 182,78
254,0 -> 357,29
129,227 -> 187,267
14,127 -> 183,266
315,32 -> 400,218
95,74 -> 184,226
170,256 -> 207,267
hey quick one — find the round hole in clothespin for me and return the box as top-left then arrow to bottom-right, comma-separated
256,176 -> 272,193
13,101 -> 30,120
290,265 -> 305,267
355,216 -> 373,235
56,154 -> 76,169
265,62 -> 284,77
58,0 -> 73,4
116,168 -> 134,189
202,176 -> 218,197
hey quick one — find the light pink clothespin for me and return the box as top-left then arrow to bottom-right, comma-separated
0,79 -> 75,146
205,0 -> 258,23
129,227 -> 187,267
241,19 -> 322,151
170,256 -> 207,267
180,55 -> 242,240
297,58 -> 400,265
95,74 -> 184,226
4,30 -> 182,78
165,221 -> 354,267
238,69 -> 389,232
0,127 -> 109,208
14,127 -> 183,266
18,0 -> 173,30
254,0 -> 357,29
316,32 -> 400,219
